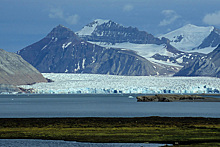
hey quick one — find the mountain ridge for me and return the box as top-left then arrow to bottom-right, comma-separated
18,25 -> 175,76
78,19 -> 206,69
77,19 -> 169,45
17,20 -> 220,78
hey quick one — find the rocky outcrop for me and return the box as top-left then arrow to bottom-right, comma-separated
136,94 -> 220,102
17,25 -> 172,76
0,49 -> 47,85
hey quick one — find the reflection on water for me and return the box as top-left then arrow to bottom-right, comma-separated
0,139 -> 170,147
0,94 -> 219,118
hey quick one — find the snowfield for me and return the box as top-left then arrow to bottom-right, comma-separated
160,24 -> 216,53
20,73 -> 220,94
87,42 -> 170,59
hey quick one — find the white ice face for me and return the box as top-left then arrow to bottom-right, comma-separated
20,73 -> 220,94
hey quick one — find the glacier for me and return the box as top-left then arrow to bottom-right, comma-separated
19,73 -> 220,94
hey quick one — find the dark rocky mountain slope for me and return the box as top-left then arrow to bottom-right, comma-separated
196,27 -> 220,50
17,25 -> 175,76
175,45 -> 220,77
0,49 -> 47,85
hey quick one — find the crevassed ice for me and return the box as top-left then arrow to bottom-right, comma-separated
20,73 -> 220,94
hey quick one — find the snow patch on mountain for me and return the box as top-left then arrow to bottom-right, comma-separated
147,58 -> 183,67
88,41 -> 182,67
76,19 -> 110,36
62,42 -> 72,50
88,41 -> 168,58
160,24 -> 214,52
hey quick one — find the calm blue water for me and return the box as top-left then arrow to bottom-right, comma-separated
0,94 -> 220,118
0,139 -> 170,147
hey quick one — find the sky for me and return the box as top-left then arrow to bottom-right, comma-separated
1,0 -> 220,53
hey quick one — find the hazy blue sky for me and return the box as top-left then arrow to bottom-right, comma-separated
1,0 -> 220,52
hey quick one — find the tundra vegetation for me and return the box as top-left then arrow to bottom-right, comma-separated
0,117 -> 219,146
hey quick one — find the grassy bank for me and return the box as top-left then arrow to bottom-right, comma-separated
0,117 -> 219,146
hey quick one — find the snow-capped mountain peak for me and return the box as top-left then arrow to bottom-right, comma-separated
76,19 -> 111,36
181,24 -> 214,32
160,24 -> 215,53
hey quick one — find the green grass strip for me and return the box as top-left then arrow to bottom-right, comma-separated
0,117 -> 219,146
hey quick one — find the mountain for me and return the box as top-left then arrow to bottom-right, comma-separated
175,44 -> 220,77
17,25 -> 175,76
160,24 -> 220,78
77,19 -> 207,70
160,24 -> 220,54
0,49 -> 47,85
77,19 -> 169,45
17,20 -> 220,77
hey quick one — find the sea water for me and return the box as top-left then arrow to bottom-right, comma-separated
0,94 -> 219,118
0,139 -> 170,147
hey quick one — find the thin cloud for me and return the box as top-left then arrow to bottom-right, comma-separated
203,11 -> 220,26
123,4 -> 133,12
49,8 -> 79,25
49,8 -> 63,19
66,15 -> 79,25
159,10 -> 180,26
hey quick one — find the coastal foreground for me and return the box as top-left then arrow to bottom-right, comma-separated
0,117 -> 219,146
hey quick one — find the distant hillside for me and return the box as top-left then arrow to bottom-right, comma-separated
0,49 -> 47,85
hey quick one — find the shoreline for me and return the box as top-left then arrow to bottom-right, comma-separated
0,117 -> 219,146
